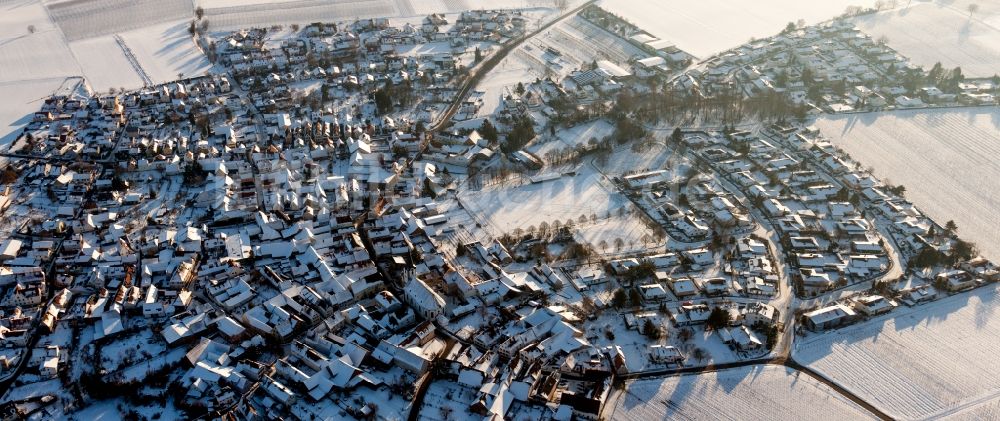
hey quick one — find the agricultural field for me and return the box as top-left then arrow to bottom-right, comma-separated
45,0 -> 193,41
606,365 -> 876,420
0,0 -> 58,38
794,284 -> 1000,420
597,0 -> 880,58
0,28 -> 79,83
853,2 -> 1000,77
813,107 -> 1000,262
118,19 -> 213,84
199,0 -> 574,28
69,36 -> 144,91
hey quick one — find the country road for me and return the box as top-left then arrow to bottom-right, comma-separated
429,0 -> 597,132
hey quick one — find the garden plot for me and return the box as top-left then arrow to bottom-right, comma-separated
416,380 -> 479,421
46,0 -> 193,41
607,365 -> 876,421
69,36 -> 144,91
458,166 -> 627,236
99,329 -> 165,372
598,0 -> 881,59
117,347 -> 186,383
794,285 -> 1000,420
853,2 -> 1000,77
118,20 -> 213,84
813,108 -> 1000,262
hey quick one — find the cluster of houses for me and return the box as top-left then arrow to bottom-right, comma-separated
5,3 -> 1000,419
676,19 -> 998,113
0,73 -> 621,421
675,128 -> 893,295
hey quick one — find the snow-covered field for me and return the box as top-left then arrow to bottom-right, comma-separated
573,215 -> 655,254
597,0 -> 880,58
46,0 -> 193,41
853,2 -> 1000,77
0,0 -> 58,38
458,166 -> 627,235
119,20 -> 213,84
813,108 -> 1000,262
0,29 -> 79,82
527,118 -> 614,157
195,0 -> 580,19
69,36 -> 144,91
600,143 -> 683,177
202,0 -> 401,30
0,78 -> 71,146
607,365 -> 875,420
794,285 -> 1000,420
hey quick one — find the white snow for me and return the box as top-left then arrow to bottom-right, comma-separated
196,0 -> 304,8
813,107 -> 1000,262
118,19 -> 213,84
573,215 -> 656,254
0,29 -> 79,83
853,2 -> 1000,77
45,0 -> 193,41
0,78 -> 70,146
0,0 -> 58,39
458,165 -> 627,235
69,36 -> 144,92
201,0 -> 573,30
471,55 -> 539,118
607,365 -> 876,420
526,119 -> 615,158
201,0 -> 401,30
794,284 -> 1000,420
597,0 -> 881,59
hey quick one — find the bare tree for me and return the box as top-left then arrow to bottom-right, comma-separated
968,3 -> 980,19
